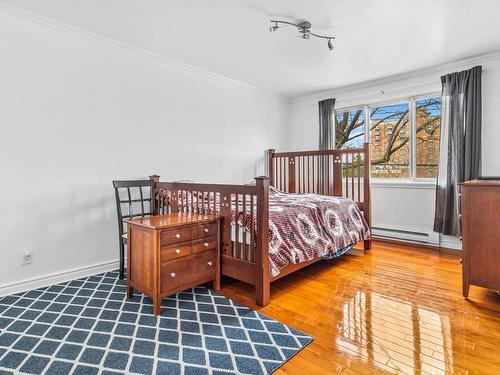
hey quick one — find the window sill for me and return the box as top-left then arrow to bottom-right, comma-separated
371,179 -> 436,189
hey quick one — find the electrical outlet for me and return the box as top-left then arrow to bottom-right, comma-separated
22,250 -> 32,265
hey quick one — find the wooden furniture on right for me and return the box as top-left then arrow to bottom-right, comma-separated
151,143 -> 372,307
460,179 -> 500,297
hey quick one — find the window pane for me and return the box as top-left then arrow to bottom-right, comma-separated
415,97 -> 441,178
334,109 -> 365,149
370,103 -> 410,178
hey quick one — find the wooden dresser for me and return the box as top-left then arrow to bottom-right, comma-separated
125,213 -> 221,315
460,180 -> 500,297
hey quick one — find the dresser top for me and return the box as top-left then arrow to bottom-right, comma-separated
125,213 -> 219,230
461,179 -> 500,187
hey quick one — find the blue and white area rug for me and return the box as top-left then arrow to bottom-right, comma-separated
0,271 -> 312,374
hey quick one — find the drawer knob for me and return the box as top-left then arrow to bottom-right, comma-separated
170,272 -> 176,278
207,261 -> 213,266
175,249 -> 181,254
204,242 -> 209,247
204,228 -> 209,233
175,234 -> 181,239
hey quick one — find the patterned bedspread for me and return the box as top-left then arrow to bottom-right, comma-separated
238,187 -> 370,276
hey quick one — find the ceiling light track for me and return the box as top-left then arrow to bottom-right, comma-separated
269,20 -> 335,51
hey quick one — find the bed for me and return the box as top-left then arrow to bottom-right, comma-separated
151,143 -> 371,306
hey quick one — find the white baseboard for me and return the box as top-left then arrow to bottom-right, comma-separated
372,225 -> 462,250
372,226 -> 439,245
439,235 -> 462,250
0,260 -> 121,297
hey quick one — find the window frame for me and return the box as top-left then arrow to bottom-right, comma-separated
334,92 -> 441,185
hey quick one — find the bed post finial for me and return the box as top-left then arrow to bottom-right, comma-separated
267,149 -> 275,187
255,176 -> 270,306
362,142 -> 372,250
149,175 -> 160,215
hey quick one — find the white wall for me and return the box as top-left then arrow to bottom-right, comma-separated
289,53 -> 500,249
0,12 -> 290,291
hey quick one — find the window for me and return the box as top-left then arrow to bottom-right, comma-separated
415,97 -> 441,178
334,94 -> 441,181
370,102 -> 410,179
334,108 -> 365,149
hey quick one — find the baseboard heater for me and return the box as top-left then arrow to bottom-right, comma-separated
372,226 -> 440,246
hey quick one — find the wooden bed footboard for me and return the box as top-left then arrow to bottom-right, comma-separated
151,177 -> 271,306
268,142 -> 372,250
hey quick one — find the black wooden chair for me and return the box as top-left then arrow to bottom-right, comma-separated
112,176 -> 158,279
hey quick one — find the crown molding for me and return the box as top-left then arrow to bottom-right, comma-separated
294,49 -> 500,102
0,2 -> 288,101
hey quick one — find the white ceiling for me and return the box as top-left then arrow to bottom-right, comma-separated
3,0 -> 500,97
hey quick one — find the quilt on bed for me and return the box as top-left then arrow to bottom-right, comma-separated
236,187 -> 370,276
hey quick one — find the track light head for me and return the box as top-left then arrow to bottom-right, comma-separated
327,38 -> 334,51
269,22 -> 279,33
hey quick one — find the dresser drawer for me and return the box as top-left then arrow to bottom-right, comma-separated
160,244 -> 191,262
191,237 -> 217,254
191,223 -> 217,240
161,251 -> 216,293
160,227 -> 191,246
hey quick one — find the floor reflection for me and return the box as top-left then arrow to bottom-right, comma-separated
337,290 -> 455,374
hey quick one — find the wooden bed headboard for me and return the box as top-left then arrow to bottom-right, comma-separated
268,142 -> 371,248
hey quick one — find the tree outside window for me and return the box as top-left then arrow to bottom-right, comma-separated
415,98 -> 441,178
370,103 -> 410,178
334,96 -> 441,180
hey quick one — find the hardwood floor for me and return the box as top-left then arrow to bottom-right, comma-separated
218,240 -> 500,375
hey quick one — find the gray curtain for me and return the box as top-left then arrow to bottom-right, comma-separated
318,98 -> 336,149
318,98 -> 335,194
434,66 -> 482,236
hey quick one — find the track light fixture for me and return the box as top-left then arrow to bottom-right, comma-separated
269,19 -> 335,51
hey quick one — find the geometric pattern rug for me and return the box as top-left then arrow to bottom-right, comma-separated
0,270 -> 312,374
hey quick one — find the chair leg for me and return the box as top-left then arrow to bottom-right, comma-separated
119,242 -> 125,279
